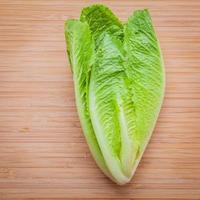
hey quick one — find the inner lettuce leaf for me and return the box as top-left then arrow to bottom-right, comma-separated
64,5 -> 165,185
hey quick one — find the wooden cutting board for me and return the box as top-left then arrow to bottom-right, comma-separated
0,0 -> 199,199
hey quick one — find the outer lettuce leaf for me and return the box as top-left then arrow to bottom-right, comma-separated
64,20 -> 114,181
65,5 -> 165,185
124,9 -> 165,165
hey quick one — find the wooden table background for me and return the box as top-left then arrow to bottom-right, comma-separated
0,0 -> 200,199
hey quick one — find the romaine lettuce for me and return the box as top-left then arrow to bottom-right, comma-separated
65,5 -> 165,185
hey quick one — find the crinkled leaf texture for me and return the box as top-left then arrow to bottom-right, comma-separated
65,5 -> 165,185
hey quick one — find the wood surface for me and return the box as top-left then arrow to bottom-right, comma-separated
0,0 -> 200,199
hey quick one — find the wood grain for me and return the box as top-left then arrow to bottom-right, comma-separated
0,0 -> 200,199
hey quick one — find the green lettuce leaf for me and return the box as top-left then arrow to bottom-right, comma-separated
123,9 -> 165,177
80,5 -> 123,46
64,19 -> 114,181
64,5 -> 165,185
